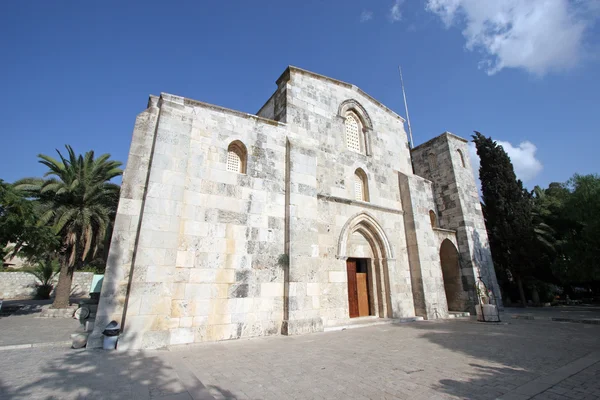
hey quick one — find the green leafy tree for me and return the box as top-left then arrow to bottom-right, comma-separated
0,180 -> 59,265
532,177 -> 600,294
15,146 -> 122,308
472,132 -> 536,307
531,184 -> 570,285
561,174 -> 600,287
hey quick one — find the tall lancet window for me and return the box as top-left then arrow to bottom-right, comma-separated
345,112 -> 363,154
354,169 -> 369,202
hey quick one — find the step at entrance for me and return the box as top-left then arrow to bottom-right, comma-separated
448,311 -> 471,319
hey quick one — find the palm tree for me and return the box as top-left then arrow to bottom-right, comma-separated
15,146 -> 122,308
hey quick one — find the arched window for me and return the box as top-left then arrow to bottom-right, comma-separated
354,169 -> 369,202
429,210 -> 437,228
226,141 -> 247,174
345,111 -> 363,154
456,149 -> 466,168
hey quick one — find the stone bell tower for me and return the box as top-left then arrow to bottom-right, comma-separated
411,132 -> 502,311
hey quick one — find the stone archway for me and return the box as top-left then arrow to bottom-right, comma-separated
338,212 -> 393,318
440,239 -> 463,311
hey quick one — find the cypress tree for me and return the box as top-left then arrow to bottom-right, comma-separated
472,131 -> 535,307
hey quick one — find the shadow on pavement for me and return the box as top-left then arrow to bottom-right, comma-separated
394,319 -> 600,399
0,330 -> 237,400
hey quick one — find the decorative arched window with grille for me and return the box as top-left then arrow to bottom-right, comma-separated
354,169 -> 369,202
457,149 -> 466,168
226,141 -> 247,174
345,112 -> 363,154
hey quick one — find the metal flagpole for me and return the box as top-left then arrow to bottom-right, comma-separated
399,66 -> 414,149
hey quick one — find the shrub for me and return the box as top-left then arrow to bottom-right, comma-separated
25,259 -> 59,299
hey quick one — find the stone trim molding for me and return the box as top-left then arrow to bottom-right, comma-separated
337,211 -> 394,259
433,227 -> 457,234
317,194 -> 403,215
156,93 -> 286,128
338,99 -> 373,156
411,131 -> 468,152
338,99 -> 373,131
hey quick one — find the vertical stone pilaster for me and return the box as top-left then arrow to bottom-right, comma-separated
117,95 -> 193,350
89,97 -> 161,348
398,173 -> 449,319
282,139 -> 324,335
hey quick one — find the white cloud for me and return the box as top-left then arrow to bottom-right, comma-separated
426,0 -> 600,75
468,139 -> 543,186
360,10 -> 373,22
390,0 -> 404,22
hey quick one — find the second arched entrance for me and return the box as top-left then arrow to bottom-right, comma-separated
440,239 -> 464,311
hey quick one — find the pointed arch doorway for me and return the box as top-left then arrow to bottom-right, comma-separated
338,212 -> 393,319
440,239 -> 463,311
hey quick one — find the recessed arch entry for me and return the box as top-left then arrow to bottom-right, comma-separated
338,212 -> 393,319
439,239 -> 465,311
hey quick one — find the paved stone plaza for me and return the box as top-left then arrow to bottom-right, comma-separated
1,318 -> 599,399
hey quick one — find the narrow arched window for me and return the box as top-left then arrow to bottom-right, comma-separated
354,169 -> 369,202
429,210 -> 437,228
457,149 -> 466,168
345,112 -> 363,154
428,153 -> 437,169
226,141 -> 247,174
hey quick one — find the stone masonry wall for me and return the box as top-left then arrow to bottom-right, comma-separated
97,93 -> 290,350
398,173 -> 449,319
0,272 -> 94,300
411,132 -> 502,311
281,68 -> 416,330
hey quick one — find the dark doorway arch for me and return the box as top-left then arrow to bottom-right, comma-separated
338,212 -> 393,319
440,239 -> 463,311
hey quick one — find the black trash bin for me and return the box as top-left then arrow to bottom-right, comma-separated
102,320 -> 120,349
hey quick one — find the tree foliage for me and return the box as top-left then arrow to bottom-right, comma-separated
474,130 -> 600,304
0,180 -> 59,265
14,145 -> 122,308
533,175 -> 600,289
472,131 -> 537,306
24,258 -> 60,299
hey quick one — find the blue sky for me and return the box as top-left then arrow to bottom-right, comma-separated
1,0 -> 599,188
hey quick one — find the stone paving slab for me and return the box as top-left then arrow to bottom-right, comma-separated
505,306 -> 600,325
0,318 -> 599,399
0,347 -> 189,400
0,301 -> 83,348
0,312 -> 82,348
168,318 -> 600,400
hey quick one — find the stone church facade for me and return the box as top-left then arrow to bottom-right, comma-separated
90,66 -> 501,349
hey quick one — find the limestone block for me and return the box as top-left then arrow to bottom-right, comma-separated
328,271 -> 346,283
139,296 -> 171,316
184,284 -> 215,299
307,282 -> 320,297
188,269 -> 215,283
261,282 -> 284,297
193,316 -> 208,326
208,313 -> 232,325
170,328 -> 195,345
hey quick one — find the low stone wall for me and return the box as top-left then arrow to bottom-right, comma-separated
0,272 -> 95,300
